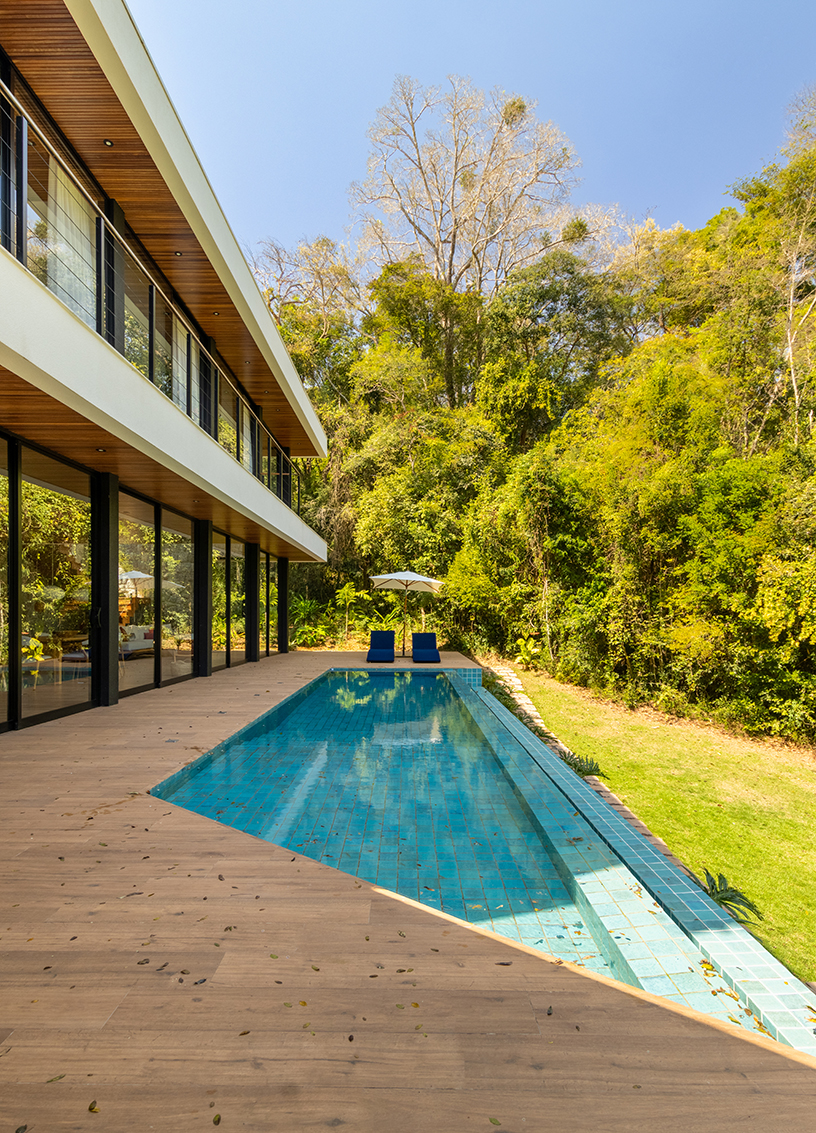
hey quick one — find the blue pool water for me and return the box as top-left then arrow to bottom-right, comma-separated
151,668 -> 816,1053
157,670 -> 612,972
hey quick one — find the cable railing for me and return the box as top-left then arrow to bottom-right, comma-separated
0,77 -> 301,515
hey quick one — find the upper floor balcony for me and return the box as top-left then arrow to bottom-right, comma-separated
0,72 -> 304,513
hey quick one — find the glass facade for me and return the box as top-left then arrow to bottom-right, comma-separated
25,132 -> 98,331
20,448 -> 92,719
0,439 -> 8,722
211,531 -> 228,672
230,538 -> 245,665
118,492 -> 156,694
259,552 -> 277,656
161,512 -> 194,682
1,68 -> 301,515
0,433 -> 285,728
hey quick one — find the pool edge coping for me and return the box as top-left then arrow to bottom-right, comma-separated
465,677 -> 816,1057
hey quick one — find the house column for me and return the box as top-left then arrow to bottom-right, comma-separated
193,519 -> 212,676
92,472 -> 119,706
276,556 -> 289,653
245,542 -> 260,662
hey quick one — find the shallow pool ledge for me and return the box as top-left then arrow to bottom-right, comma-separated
466,679 -> 816,1057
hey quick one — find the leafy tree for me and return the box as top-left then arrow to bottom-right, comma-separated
478,249 -> 632,448
365,261 -> 484,407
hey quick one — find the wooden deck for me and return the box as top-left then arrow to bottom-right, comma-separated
1,651 -> 814,1131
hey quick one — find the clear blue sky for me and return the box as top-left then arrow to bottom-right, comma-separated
127,0 -> 816,255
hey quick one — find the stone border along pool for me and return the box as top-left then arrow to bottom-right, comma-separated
459,674 -> 816,1056
152,665 -> 816,1057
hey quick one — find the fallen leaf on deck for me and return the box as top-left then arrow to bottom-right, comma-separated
46,1074 -> 65,1083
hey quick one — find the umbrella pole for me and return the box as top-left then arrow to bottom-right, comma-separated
403,588 -> 407,657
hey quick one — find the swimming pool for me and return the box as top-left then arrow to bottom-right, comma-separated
151,668 -> 816,1055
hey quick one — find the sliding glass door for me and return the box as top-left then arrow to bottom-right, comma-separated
20,448 -> 92,719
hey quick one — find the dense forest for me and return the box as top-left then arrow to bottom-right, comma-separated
254,77 -> 816,743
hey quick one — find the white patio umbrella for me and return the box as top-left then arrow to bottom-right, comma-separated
369,571 -> 444,657
119,569 -> 153,598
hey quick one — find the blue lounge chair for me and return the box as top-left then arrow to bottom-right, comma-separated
366,630 -> 395,663
411,633 -> 440,663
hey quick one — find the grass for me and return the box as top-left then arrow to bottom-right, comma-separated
512,667 -> 816,985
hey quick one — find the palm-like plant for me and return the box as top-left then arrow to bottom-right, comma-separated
701,870 -> 763,924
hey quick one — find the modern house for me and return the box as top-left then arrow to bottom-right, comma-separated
0,0 -> 328,730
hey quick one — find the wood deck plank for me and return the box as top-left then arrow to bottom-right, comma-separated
1,650 -> 814,1130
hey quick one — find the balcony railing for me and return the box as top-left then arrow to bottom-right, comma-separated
0,77 -> 301,514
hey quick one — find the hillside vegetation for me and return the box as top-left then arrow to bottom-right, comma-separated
257,78 -> 816,744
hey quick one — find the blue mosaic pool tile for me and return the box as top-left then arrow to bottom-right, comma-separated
465,678 -> 816,1057
150,668 -> 816,1058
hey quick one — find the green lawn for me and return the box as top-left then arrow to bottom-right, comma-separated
513,668 -> 816,985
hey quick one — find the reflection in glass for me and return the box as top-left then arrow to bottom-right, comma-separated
258,554 -> 277,656
211,531 -> 227,671
172,317 -> 189,411
0,440 -> 8,723
26,134 -> 97,328
218,379 -> 238,459
123,261 -> 150,378
259,553 -> 267,657
161,512 -> 194,682
269,558 -> 278,652
230,539 -> 245,665
153,290 -> 174,400
118,493 -> 156,693
21,449 -> 92,718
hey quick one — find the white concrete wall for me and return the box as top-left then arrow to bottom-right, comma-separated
0,250 -> 327,563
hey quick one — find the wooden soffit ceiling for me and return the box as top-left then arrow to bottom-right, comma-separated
0,0 -> 316,455
0,368 -> 319,560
